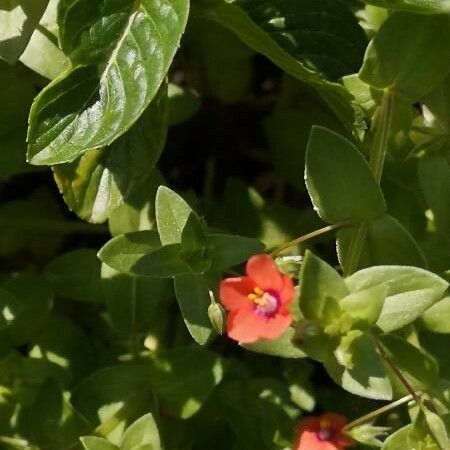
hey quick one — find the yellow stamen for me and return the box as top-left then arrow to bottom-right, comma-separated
254,286 -> 264,296
248,293 -> 257,301
320,419 -> 331,430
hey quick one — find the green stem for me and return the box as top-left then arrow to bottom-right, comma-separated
372,334 -> 422,406
271,220 -> 353,257
370,89 -> 395,184
344,394 -> 414,431
343,89 -> 395,275
343,222 -> 368,276
129,276 -> 139,359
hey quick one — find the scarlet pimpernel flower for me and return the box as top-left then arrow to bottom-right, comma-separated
294,413 -> 353,450
219,254 -> 294,343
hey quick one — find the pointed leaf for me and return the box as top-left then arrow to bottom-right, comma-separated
360,12 -> 450,101
346,266 -> 449,332
121,414 -> 161,450
305,126 -> 386,223
299,250 -> 349,322
174,274 -> 214,345
27,0 -> 189,165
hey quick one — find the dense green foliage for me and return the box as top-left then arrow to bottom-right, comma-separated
0,0 -> 450,449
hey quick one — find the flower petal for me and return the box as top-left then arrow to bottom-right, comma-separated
295,430 -> 338,450
258,312 -> 292,340
279,274 -> 295,306
220,276 -> 254,311
226,307 -> 263,343
246,254 -> 283,292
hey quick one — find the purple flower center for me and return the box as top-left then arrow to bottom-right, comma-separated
248,287 -> 280,318
317,427 -> 334,442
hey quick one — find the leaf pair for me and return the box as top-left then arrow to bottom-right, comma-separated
100,186 -> 263,344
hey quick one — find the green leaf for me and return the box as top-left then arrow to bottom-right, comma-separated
346,266 -> 449,332
324,330 -> 392,400
382,425 -> 412,450
360,12 -> 450,101
17,380 -> 90,449
29,314 -> 96,386
348,423 -> 390,447
0,0 -> 49,64
422,297 -> 450,334
299,250 -> 349,322
174,274 -> 214,345
337,214 -> 427,273
418,155 -> 450,236
101,263 -> 171,339
192,0 -> 367,135
53,84 -> 168,223
27,0 -> 189,165
121,414 -> 161,450
206,233 -> 264,271
305,126 -> 386,223
99,231 -> 194,278
147,347 -> 224,418
340,284 -> 387,329
156,186 -> 194,245
0,275 -> 53,345
359,0 -> 450,14
81,437 -> 119,450
19,0 -> 69,79
421,408 -> 450,450
72,364 -> 154,443
379,335 -> 439,391
168,83 -> 200,126
45,249 -> 103,303
242,327 -> 306,358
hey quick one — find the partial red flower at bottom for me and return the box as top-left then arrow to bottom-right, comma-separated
219,254 -> 294,343
294,413 -> 353,450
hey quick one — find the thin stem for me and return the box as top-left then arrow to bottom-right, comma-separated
129,276 -> 139,359
343,89 -> 395,275
344,394 -> 414,431
343,222 -> 368,276
370,89 -> 395,184
372,334 -> 422,405
271,220 -> 353,257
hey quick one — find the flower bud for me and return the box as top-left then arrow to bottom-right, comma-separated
208,302 -> 226,335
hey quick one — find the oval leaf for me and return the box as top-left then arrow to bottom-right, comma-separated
305,126 -> 386,223
27,0 -> 189,165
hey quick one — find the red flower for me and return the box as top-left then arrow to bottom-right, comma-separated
294,413 -> 353,450
219,254 -> 294,343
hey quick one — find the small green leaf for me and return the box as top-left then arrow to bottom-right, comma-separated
381,425 -> 412,450
348,423 -> 390,447
340,284 -> 387,329
422,297 -> 450,334
337,214 -> 427,272
81,437 -> 119,450
45,249 -> 103,303
346,266 -> 449,332
325,330 -> 392,400
174,274 -> 214,345
305,126 -> 386,223
156,186 -> 194,245
148,347 -> 224,418
243,327 -> 306,358
379,335 -> 439,391
299,250 -> 349,322
168,83 -> 200,126
0,0 -> 49,64
121,414 -> 161,450
206,233 -> 264,271
360,12 -> 450,101
27,0 -> 189,165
